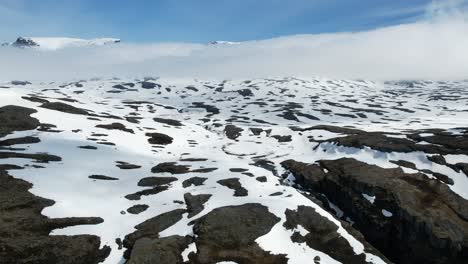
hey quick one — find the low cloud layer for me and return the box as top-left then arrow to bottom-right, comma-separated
1,2 -> 468,82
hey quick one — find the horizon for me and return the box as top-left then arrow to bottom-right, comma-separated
1,0 -> 465,43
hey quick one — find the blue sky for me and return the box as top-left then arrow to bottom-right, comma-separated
0,0 -> 455,43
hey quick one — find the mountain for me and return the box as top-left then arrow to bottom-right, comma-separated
2,37 -> 121,50
208,40 -> 241,45
0,77 -> 467,264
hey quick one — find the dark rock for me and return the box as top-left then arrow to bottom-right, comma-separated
182,177 -> 208,188
237,89 -> 254,97
282,158 -> 468,264
0,151 -> 61,163
125,186 -> 168,201
123,209 -> 186,258
151,162 -> 190,174
256,176 -> 267,182
250,128 -> 272,136
127,235 -> 193,264
184,193 -> 212,218
0,169 -> 110,264
191,203 -> 287,264
229,168 -> 249,172
272,135 -> 292,142
137,177 -> 177,187
127,204 -> 149,215
224,125 -> 244,140
0,105 -> 39,137
251,159 -> 278,176
390,160 -> 417,170
21,96 -> 49,104
217,178 -> 248,197
0,136 -> 40,147
140,81 -> 160,89
153,117 -> 183,127
146,132 -> 173,145
116,161 -> 141,170
89,175 -> 118,181
40,102 -> 90,115
96,123 -> 134,133
79,145 -> 98,150
11,80 -> 32,85
284,206 -> 383,264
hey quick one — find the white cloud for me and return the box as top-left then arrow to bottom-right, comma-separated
1,1 -> 468,82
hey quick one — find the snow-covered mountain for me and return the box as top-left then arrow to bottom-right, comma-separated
2,37 -> 121,50
0,77 -> 467,264
208,40 -> 241,45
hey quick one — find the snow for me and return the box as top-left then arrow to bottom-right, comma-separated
362,193 -> 376,204
18,37 -> 120,50
382,210 -> 393,217
0,77 -> 466,264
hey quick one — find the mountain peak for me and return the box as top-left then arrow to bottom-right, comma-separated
2,37 -> 121,50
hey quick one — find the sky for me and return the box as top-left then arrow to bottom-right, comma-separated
1,0 -> 468,81
0,0 -> 455,43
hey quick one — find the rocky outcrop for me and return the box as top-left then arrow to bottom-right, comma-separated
0,169 -> 110,264
0,105 -> 39,137
284,205 -> 387,264
127,235 -> 193,264
190,203 -> 287,264
282,158 -> 468,264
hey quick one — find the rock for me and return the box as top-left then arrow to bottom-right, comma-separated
184,193 -> 212,218
123,209 -> 186,258
11,80 -> 32,85
96,123 -> 134,133
217,178 -> 248,197
125,186 -> 168,201
250,128 -> 272,136
282,158 -> 468,264
11,37 -> 39,48
40,102 -> 90,115
0,136 -> 40,147
390,160 -> 417,170
140,81 -> 160,89
89,175 -> 118,181
138,177 -> 177,187
146,132 -> 173,145
237,89 -> 254,97
224,125 -> 243,140
151,162 -> 190,174
182,177 -> 208,188
272,135 -> 292,142
79,145 -> 98,150
127,204 -> 149,215
251,159 -> 278,176
456,163 -> 468,177
0,105 -> 40,137
0,151 -> 62,163
256,176 -> 267,182
127,235 -> 193,264
153,117 -> 183,127
191,203 -> 287,264
284,205 -> 383,264
116,161 -> 141,170
0,169 -> 110,264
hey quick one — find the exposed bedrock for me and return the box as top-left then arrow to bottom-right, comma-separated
300,125 -> 468,155
282,158 -> 468,264
0,169 -> 110,264
123,204 -> 287,264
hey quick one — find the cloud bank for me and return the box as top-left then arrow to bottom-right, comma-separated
1,1 -> 468,82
